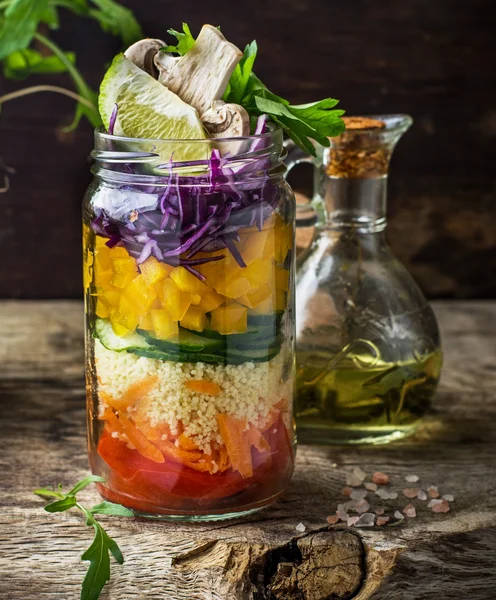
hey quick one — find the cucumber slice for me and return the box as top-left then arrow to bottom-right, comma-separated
95,319 -> 150,352
248,311 -> 285,329
139,328 -> 226,353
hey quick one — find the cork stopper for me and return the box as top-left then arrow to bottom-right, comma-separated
326,116 -> 390,178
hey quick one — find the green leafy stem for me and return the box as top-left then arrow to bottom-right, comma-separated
35,475 -> 134,600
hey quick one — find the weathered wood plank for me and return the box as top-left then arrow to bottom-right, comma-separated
0,301 -> 495,599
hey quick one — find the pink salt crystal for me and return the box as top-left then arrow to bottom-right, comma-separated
417,490 -> 428,501
350,488 -> 368,501
355,499 -> 370,514
375,507 -> 385,516
405,474 -> 419,483
347,516 -> 359,527
346,467 -> 367,487
372,471 -> 389,485
404,504 -> 417,518
432,500 -> 450,513
327,515 -> 340,525
377,516 -> 390,526
342,487 -> 353,496
394,510 -> 404,520
336,504 -> 349,522
365,482 -> 378,492
403,488 -> 420,499
428,486 -> 440,498
428,499 -> 443,508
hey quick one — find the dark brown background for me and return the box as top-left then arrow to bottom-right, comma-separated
0,0 -> 494,299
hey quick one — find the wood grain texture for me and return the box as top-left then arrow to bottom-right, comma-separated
0,300 -> 495,599
0,0 -> 494,299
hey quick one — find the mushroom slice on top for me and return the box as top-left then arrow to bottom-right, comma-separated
154,25 -> 242,116
202,101 -> 250,138
125,38 -> 165,77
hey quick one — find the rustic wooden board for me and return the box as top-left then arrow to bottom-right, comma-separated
0,0 -> 495,299
0,300 -> 495,599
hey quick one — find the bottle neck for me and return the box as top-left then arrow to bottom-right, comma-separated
321,175 -> 388,233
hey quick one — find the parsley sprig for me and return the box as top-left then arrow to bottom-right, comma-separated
35,475 -> 134,600
165,23 -> 345,156
0,0 -> 143,130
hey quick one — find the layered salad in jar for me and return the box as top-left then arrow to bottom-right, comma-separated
83,23 -> 344,517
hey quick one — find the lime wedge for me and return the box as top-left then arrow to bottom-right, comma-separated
98,53 -> 143,130
115,72 -> 209,163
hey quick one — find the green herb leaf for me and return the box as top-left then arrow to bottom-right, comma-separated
3,48 -> 76,80
68,475 -> 106,497
44,496 -> 78,513
89,501 -> 134,517
0,0 -> 49,60
88,0 -> 143,46
163,22 -> 195,56
34,476 -> 133,600
223,41 -> 257,104
81,517 -> 124,600
40,6 -> 60,29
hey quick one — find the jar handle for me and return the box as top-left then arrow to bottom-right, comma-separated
283,139 -> 318,228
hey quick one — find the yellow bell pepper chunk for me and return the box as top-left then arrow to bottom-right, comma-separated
94,268 -> 113,289
108,246 -> 129,259
211,304 -> 247,335
121,274 -> 156,315
150,309 -> 178,340
180,306 -> 208,332
110,304 -> 139,334
237,283 -> 272,309
275,289 -> 287,311
170,266 -> 209,296
190,294 -> 202,305
95,298 -> 109,319
101,287 -> 120,307
215,276 -> 252,299
111,271 -> 138,289
160,278 -> 191,321
240,229 -> 270,265
109,320 -> 131,337
95,244 -> 111,271
199,290 -> 224,313
248,295 -> 274,315
112,256 -> 137,274
138,313 -> 154,331
140,256 -> 171,286
244,258 -> 273,289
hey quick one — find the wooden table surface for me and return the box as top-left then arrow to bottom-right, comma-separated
0,300 -> 495,600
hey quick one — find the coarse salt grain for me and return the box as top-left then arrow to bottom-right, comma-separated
443,494 -> 454,502
389,491 -> 398,500
428,486 -> 440,498
404,504 -> 416,518
346,467 -> 367,487
336,504 -> 349,522
327,515 -> 340,525
376,488 -> 391,500
417,490 -> 427,501
296,523 -> 306,532
355,499 -> 370,514
347,516 -> 359,527
350,488 -> 368,501
375,507 -> 385,516
355,513 -> 375,527
428,499 -> 443,508
377,516 -> 390,526
432,500 -> 450,513
403,488 -> 420,499
365,482 -> 378,492
394,510 -> 404,520
342,487 -> 353,496
405,474 -> 419,483
372,472 -> 389,485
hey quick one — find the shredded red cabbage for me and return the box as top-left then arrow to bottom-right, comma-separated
92,145 -> 279,276
108,104 -> 118,135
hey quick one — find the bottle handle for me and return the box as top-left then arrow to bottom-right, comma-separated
283,139 -> 318,228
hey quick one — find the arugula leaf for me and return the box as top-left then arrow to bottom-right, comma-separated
163,22 -> 195,55
34,476 -> 133,600
0,0 -> 49,60
3,48 -> 76,80
88,0 -> 143,46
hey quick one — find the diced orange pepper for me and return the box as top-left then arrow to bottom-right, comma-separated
185,379 -> 222,396
216,414 -> 253,478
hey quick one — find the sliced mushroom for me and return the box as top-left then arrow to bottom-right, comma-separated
125,38 -> 165,78
202,100 -> 250,138
154,25 -> 242,116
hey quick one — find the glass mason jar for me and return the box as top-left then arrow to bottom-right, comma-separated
83,128 -> 296,520
290,115 -> 442,445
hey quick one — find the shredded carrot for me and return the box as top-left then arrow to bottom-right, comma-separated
117,412 -> 165,464
185,379 -> 222,396
216,414 -> 253,478
245,424 -> 271,453
178,433 -> 200,451
99,408 -> 125,435
104,375 -> 158,411
159,440 -> 203,464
